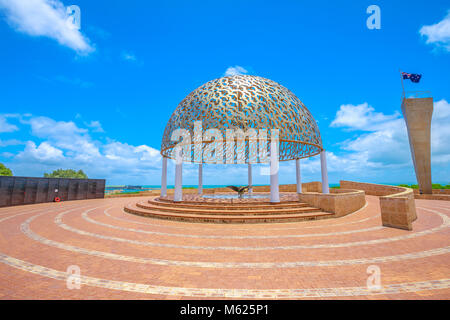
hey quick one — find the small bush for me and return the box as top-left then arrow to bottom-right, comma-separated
0,163 -> 13,176
398,183 -> 449,189
44,169 -> 88,179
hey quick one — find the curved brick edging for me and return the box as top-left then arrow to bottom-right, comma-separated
340,181 -> 417,230
299,189 -> 366,218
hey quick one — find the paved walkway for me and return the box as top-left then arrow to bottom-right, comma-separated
0,196 -> 449,299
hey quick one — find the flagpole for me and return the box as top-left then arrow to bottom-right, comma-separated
399,69 -> 405,99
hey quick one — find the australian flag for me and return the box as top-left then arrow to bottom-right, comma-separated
402,72 -> 422,83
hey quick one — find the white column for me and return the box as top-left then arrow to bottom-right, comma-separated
248,163 -> 253,194
160,156 -> 167,197
270,140 -> 280,203
174,148 -> 183,202
198,163 -> 203,195
320,150 -> 329,194
296,158 -> 302,193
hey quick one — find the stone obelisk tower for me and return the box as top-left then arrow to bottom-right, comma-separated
401,97 -> 433,194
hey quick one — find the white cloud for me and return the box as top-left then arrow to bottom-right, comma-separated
0,152 -> 14,158
134,145 -> 161,162
28,116 -> 87,138
430,99 -> 450,163
103,142 -> 161,168
419,11 -> 450,51
17,141 -> 64,162
433,99 -> 450,119
121,51 -> 144,66
0,0 -> 93,54
122,51 -> 137,61
85,120 -> 104,132
328,100 -> 450,181
2,114 -> 162,184
26,116 -> 101,161
330,102 -> 400,131
224,65 -> 248,76
0,138 -> 24,147
0,115 -> 19,133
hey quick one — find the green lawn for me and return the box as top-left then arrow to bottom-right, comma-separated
398,184 -> 450,189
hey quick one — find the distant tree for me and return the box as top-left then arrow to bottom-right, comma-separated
0,163 -> 13,176
44,169 -> 88,179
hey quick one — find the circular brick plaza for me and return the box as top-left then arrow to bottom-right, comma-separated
0,195 -> 449,299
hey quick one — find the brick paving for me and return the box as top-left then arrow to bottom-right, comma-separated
0,195 -> 449,299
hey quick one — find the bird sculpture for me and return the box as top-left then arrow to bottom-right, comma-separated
226,185 -> 249,199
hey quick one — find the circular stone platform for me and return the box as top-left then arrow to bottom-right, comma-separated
0,196 -> 449,299
124,194 -> 330,223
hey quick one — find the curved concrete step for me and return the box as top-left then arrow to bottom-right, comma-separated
156,197 -> 300,206
124,203 -> 333,224
150,198 -> 306,210
136,201 -> 320,216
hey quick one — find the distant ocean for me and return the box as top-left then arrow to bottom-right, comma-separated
107,183 -> 336,193
105,182 -> 446,194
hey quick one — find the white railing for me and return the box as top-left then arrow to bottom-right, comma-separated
402,90 -> 432,99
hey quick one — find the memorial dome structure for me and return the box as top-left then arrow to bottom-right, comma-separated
161,75 -> 323,163
159,74 -> 329,203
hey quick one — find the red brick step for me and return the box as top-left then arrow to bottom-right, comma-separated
124,203 -> 333,224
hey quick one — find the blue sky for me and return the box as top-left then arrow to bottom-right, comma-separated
0,0 -> 449,186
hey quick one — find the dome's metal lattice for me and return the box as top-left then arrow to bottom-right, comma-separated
161,75 -> 323,164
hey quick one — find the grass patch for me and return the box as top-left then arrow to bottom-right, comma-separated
398,184 -> 450,189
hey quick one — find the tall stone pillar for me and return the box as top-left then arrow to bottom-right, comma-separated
270,140 -> 280,203
401,97 -> 433,194
248,163 -> 253,194
320,151 -> 329,194
160,156 -> 167,197
174,148 -> 183,202
296,158 -> 302,193
198,163 -> 203,195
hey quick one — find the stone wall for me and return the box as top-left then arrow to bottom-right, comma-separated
106,188 -> 199,198
340,180 -> 417,230
413,189 -> 450,195
340,181 -> 405,196
414,193 -> 450,201
250,182 -> 322,193
298,189 -> 366,218
412,188 -> 450,201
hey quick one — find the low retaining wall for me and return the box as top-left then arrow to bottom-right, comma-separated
199,182 -> 322,194
414,193 -> 450,201
0,176 -> 105,207
106,188 -> 199,198
298,189 -> 366,218
413,189 -> 450,195
413,189 -> 450,201
340,180 -> 417,230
